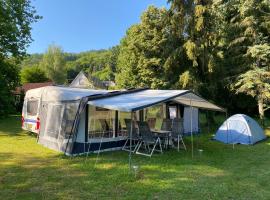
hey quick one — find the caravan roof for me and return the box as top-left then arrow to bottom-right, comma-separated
25,86 -> 110,102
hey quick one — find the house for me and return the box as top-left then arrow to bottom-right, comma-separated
69,71 -> 115,89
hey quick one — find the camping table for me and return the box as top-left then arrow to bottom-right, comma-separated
151,129 -> 171,149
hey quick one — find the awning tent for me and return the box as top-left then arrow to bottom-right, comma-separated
87,89 -> 225,112
24,86 -> 226,157
87,89 -> 225,164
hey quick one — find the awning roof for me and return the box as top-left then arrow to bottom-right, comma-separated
88,89 -> 225,112
173,93 -> 225,112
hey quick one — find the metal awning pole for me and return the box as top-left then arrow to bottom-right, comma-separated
129,111 -> 133,170
226,111 -> 228,143
190,99 -> 194,158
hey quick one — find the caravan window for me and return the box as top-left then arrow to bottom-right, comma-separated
27,99 -> 39,116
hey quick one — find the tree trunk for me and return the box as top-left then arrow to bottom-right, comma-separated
258,98 -> 265,127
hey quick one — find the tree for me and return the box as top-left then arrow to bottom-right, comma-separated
20,66 -> 49,84
166,0 -> 226,124
65,49 -> 118,82
0,0 -> 40,116
93,65 -> 113,81
116,6 -> 174,89
218,0 -> 270,76
0,59 -> 20,116
220,0 -> 270,71
234,67 -> 270,121
40,45 -> 66,84
0,0 -> 41,60
20,54 -> 43,68
221,0 -> 270,114
233,41 -> 270,120
248,44 -> 270,69
116,25 -> 141,88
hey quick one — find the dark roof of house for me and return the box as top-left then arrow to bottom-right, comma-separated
14,82 -> 54,94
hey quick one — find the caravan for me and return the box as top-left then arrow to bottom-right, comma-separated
22,86 -> 224,155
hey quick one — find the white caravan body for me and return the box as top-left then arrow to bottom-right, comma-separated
22,87 -> 43,133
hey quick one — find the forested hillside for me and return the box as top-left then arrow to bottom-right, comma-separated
20,47 -> 118,83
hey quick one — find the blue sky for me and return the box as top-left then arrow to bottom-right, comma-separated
28,0 -> 168,54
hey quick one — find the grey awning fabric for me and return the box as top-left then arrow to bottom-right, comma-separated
173,93 -> 225,112
87,89 -> 225,112
88,90 -> 189,112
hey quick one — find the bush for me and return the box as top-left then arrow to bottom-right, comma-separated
20,66 -> 49,83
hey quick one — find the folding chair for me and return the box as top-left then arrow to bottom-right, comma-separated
161,119 -> 172,131
171,118 -> 186,151
160,119 -> 172,148
98,119 -> 113,137
122,119 -> 140,153
147,118 -> 156,129
118,121 -> 127,137
136,121 -> 163,157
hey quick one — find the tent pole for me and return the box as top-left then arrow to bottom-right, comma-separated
190,99 -> 194,158
129,111 -> 133,171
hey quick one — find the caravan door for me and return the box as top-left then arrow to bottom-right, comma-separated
22,98 -> 40,134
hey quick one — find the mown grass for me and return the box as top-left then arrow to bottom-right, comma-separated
1,115 -> 270,199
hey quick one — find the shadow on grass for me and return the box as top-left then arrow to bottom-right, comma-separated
1,115 -> 270,199
2,136 -> 270,199
0,116 -> 23,136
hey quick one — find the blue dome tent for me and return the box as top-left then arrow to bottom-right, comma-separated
214,114 -> 266,145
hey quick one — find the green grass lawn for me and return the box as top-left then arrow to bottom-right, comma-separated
1,115 -> 270,199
